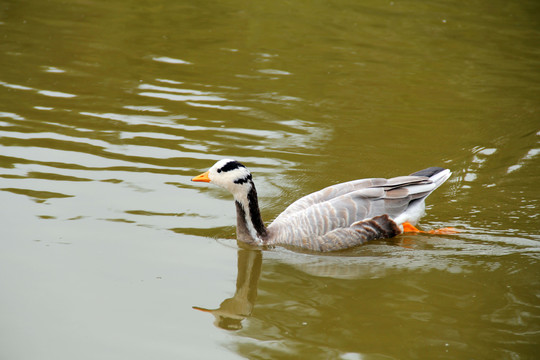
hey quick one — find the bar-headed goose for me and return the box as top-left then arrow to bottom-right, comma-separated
192,159 -> 452,252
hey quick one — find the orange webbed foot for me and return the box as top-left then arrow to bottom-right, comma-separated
402,222 -> 458,235
402,221 -> 422,233
427,227 -> 459,235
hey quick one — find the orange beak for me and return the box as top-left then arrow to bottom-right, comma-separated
192,170 -> 211,182
192,306 -> 214,313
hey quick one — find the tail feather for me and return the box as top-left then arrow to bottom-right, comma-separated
393,167 -> 451,226
411,167 -> 451,190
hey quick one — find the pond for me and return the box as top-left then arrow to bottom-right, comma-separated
0,0 -> 539,359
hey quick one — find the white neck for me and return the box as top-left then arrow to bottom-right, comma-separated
233,184 -> 267,245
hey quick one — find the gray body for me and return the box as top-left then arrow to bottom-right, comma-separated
195,160 -> 451,252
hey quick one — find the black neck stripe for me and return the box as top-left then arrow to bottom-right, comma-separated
234,174 -> 252,185
247,186 -> 267,238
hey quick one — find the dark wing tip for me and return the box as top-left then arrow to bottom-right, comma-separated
409,167 -> 446,178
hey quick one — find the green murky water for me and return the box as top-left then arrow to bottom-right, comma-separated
1,0 -> 539,359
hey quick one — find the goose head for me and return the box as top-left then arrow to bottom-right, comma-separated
192,159 -> 253,198
192,159 -> 267,244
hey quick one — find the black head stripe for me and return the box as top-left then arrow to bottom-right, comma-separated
218,160 -> 246,173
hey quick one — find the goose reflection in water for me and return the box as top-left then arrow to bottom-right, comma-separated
193,249 -> 262,330
191,236 -> 426,330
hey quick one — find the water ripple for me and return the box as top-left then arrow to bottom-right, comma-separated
0,80 -> 76,98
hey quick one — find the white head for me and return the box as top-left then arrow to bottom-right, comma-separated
192,159 -> 253,198
192,159 -> 267,243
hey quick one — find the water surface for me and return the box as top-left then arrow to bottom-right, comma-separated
1,0 -> 539,359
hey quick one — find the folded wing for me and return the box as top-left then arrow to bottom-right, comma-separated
267,171 -> 449,248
